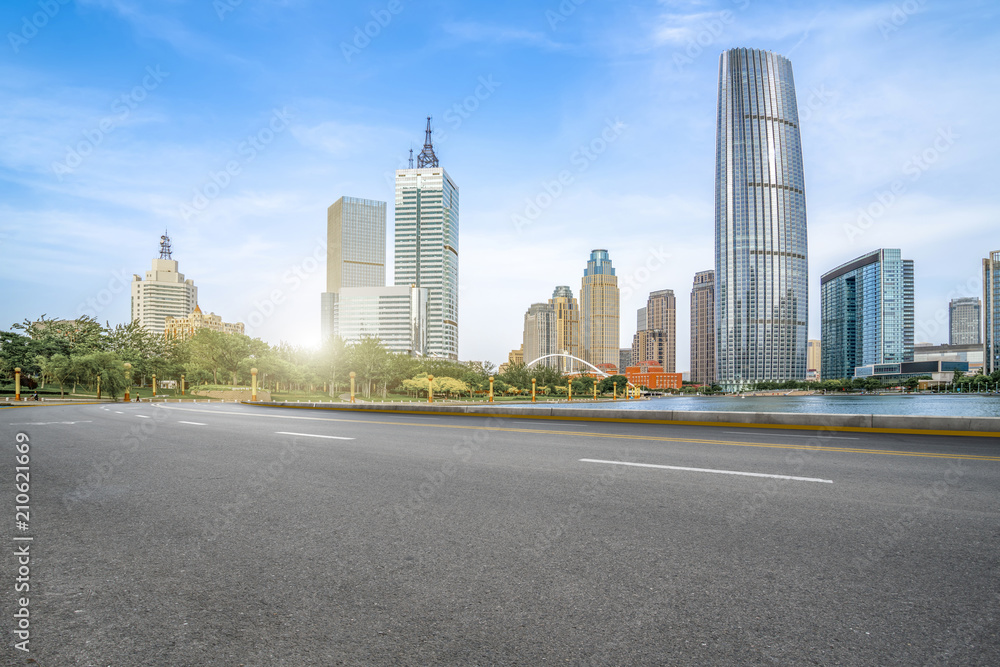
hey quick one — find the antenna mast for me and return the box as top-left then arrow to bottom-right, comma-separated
159,231 -> 172,259
416,116 -> 439,168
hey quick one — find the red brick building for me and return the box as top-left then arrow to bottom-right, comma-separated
625,361 -> 682,390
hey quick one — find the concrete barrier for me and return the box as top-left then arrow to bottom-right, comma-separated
241,401 -> 1000,436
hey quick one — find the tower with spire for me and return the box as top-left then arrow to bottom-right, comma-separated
393,117 -> 460,359
131,233 -> 198,336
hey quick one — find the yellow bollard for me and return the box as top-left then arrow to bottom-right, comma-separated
531,378 -> 536,403
181,374 -> 185,396
123,362 -> 132,402
568,380 -> 572,402
613,382 -> 617,401
14,367 -> 21,401
251,367 -> 258,401
593,380 -> 597,401
489,376 -> 494,403
427,375 -> 434,403
350,372 -> 356,403
152,373 -> 157,397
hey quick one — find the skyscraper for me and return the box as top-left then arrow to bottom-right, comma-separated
949,296 -> 981,346
580,249 -> 620,368
334,285 -> 427,356
131,233 -> 198,336
549,286 -> 580,373
820,249 -> 914,381
394,118 -> 460,359
985,250 -> 1000,374
646,289 -> 676,372
523,303 -> 557,369
321,196 -> 386,343
715,48 -> 809,390
636,307 -> 647,333
690,270 -> 715,385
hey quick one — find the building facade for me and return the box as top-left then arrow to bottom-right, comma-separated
690,270 -> 715,385
549,286 -> 580,373
807,339 -> 821,380
334,286 -> 428,355
164,305 -> 244,341
523,303 -> 558,369
715,48 -> 809,390
645,289 -> 676,372
619,348 -> 633,375
985,250 -> 1000,374
637,307 -> 647,333
949,296 -> 981,346
913,342 -> 984,374
625,361 -> 683,390
394,121 -> 459,359
321,196 -> 387,343
820,249 -> 914,381
580,249 -> 620,368
131,233 -> 198,336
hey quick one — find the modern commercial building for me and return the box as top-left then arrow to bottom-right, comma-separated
321,196 -> 387,343
645,289 -> 676,372
630,330 -> 664,370
580,249 -> 620,368
820,249 -> 914,381
549,286 -> 581,373
690,270 -> 715,385
394,119 -> 460,359
625,361 -> 683,390
807,339 -> 821,380
334,286 -> 428,355
985,250 -> 1000,374
619,348 -> 633,375
523,303 -> 557,369
636,307 -> 647,332
715,48 -> 809,390
164,305 -> 244,341
131,233 -> 198,336
854,360 -> 968,385
949,297 -> 981,346
913,342 -> 983,374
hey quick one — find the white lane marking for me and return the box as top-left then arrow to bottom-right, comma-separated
723,431 -> 858,440
9,421 -> 94,426
136,415 -> 151,419
275,431 -> 354,440
114,411 -> 124,414
579,458 -> 833,483
178,421 -> 207,426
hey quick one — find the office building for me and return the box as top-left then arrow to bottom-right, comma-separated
580,249 -> 620,368
631,329 -> 664,368
913,342 -> 984,374
321,196 -> 387,344
715,48 -> 809,390
164,305 -> 243,341
690,270 -> 715,385
334,286 -> 428,355
645,289 -> 676,372
820,249 -> 914,381
619,348 -> 633,375
637,307 -> 647,332
807,339 -> 821,380
394,118 -> 460,359
949,297 -> 981,346
549,286 -> 581,373
986,250 -> 1000,374
523,303 -> 557,369
131,233 -> 198,336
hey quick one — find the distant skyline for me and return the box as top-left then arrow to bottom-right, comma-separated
1,1 -> 997,368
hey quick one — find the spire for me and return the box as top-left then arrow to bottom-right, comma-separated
159,231 -> 172,259
416,116 -> 439,168
408,148 -> 414,169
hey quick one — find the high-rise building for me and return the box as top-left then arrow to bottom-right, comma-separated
949,297 -> 981,346
321,196 -> 387,343
715,48 -> 809,390
807,339 -> 821,379
820,249 -> 914,381
631,330 -> 664,368
637,307 -> 647,332
334,286 -> 427,355
549,286 -> 580,373
131,233 -> 198,336
985,250 -> 1000,374
523,303 -> 557,369
646,289 -> 676,372
690,270 -> 715,385
394,118 -> 459,359
619,348 -> 632,375
580,249 -> 620,368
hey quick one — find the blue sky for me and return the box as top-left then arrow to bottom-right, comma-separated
1,0 -> 997,368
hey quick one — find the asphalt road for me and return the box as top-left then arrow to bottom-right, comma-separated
2,402 -> 999,665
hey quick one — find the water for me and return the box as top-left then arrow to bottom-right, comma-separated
522,394 -> 1000,418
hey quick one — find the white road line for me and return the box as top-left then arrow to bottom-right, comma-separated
114,411 -> 124,414
579,458 -> 833,483
723,431 -> 858,440
275,431 -> 355,440
178,421 -> 207,426
136,415 -> 151,419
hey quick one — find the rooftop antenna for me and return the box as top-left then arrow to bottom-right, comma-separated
159,230 -> 172,259
408,147 -> 414,169
416,116 -> 439,168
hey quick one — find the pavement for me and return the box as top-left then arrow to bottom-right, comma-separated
2,402 -> 999,665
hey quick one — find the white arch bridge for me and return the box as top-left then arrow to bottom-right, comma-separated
523,354 -> 637,390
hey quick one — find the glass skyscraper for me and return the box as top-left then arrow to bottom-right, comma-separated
985,250 -> 1000,375
394,124 -> 459,360
949,296 -> 981,346
715,48 -> 808,390
820,249 -> 914,381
